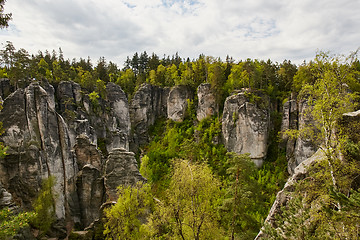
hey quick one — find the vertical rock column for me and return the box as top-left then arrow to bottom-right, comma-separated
104,148 -> 146,201
222,92 -> 270,167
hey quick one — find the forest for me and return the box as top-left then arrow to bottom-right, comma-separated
0,40 -> 360,240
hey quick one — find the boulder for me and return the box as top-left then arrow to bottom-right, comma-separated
196,83 -> 218,121
222,92 -> 270,167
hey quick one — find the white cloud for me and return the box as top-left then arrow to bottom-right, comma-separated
0,0 -> 359,65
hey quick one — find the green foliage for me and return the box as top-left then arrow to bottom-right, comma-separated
95,79 -> 107,99
0,208 -> 36,239
31,176 -> 56,234
264,156 -> 360,239
143,160 -> 224,240
88,91 -> 101,113
103,182 -> 154,240
219,153 -> 261,239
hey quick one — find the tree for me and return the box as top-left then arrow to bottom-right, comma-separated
208,61 -> 226,110
144,160 -> 224,240
0,208 -> 36,239
268,51 -> 360,239
31,176 -> 56,235
219,153 -> 262,240
0,0 -> 12,28
103,182 -> 154,240
300,51 -> 358,191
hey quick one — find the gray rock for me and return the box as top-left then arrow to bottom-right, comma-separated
281,95 -> 319,174
0,182 -> 16,209
105,82 -> 131,151
74,135 -> 103,173
293,99 -> 318,167
167,85 -> 193,122
222,92 -> 270,166
196,83 -> 218,121
130,83 -> 169,150
104,148 -> 146,201
76,164 -> 104,228
255,149 -> 325,239
0,82 -> 79,221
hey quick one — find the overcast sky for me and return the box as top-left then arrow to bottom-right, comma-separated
1,0 -> 359,66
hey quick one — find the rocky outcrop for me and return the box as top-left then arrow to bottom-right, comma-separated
0,80 -> 144,232
105,82 -> 131,151
281,96 -> 318,174
167,85 -> 192,122
196,83 -> 218,121
0,82 -> 78,221
0,182 -> 16,210
255,148 -> 325,239
56,81 -> 131,153
130,83 -> 169,150
77,164 -> 104,228
104,148 -> 146,201
222,91 -> 270,167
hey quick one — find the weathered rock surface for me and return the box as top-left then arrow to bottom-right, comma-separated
56,81 -> 131,153
196,83 -> 218,121
281,95 -> 298,173
76,164 -> 104,228
0,82 -> 78,221
0,79 -> 144,232
255,148 -> 325,239
105,82 -> 131,151
104,148 -> 146,201
0,182 -> 16,210
167,85 -> 193,122
222,92 -> 270,166
74,135 -> 104,228
281,96 -> 318,174
130,83 -> 169,150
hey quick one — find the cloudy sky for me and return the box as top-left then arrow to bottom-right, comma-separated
1,0 -> 359,65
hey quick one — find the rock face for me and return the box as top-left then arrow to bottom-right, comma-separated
130,83 -> 169,150
167,85 -> 193,122
57,81 -> 131,153
196,83 -> 218,121
105,82 -> 131,151
0,80 -> 144,231
255,148 -> 325,239
0,82 -> 78,221
222,92 -> 270,167
104,148 -> 146,201
281,96 -> 318,174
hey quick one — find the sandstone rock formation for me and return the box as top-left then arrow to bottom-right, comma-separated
281,96 -> 318,174
222,91 -> 270,167
104,148 -> 146,201
255,148 -> 325,239
0,80 -> 144,231
167,85 -> 192,122
196,83 -> 218,121
0,82 -> 78,221
130,83 -> 168,150
74,135 -> 105,228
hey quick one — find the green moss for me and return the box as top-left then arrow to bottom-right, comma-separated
97,138 -> 108,156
